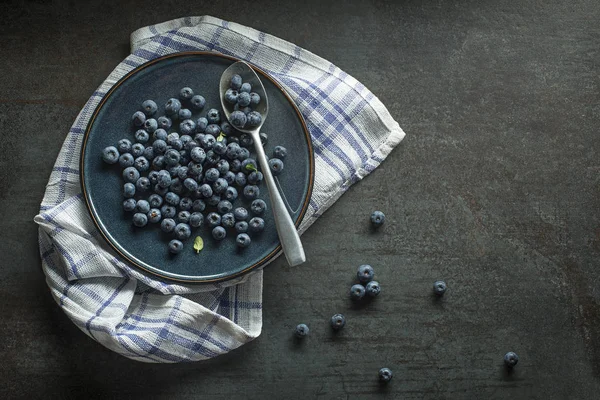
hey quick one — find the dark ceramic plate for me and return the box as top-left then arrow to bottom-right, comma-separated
80,52 -> 314,283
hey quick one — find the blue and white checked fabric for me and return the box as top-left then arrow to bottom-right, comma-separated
34,16 -> 405,363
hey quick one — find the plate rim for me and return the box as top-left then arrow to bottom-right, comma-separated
79,51 -> 314,284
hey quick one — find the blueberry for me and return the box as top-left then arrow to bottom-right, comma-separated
350,284 -> 366,300
235,221 -> 249,233
247,171 -> 263,184
179,197 -> 193,211
160,218 -> 176,233
224,186 -> 238,201
230,159 -> 242,173
136,200 -> 150,214
237,91 -> 251,107
119,153 -> 134,168
141,100 -> 157,116
213,160 -> 228,176
123,198 -> 137,212
144,146 -> 155,161
330,314 -> 346,331
168,239 -> 184,254
230,74 -> 242,90
241,158 -> 257,172
378,368 -> 393,384
200,134 -> 216,150
235,172 -> 248,187
177,210 -> 191,224
229,111 -> 247,128
206,108 -> 221,124
176,166 -> 189,180
157,116 -> 172,130
205,124 -> 221,136
161,205 -> 176,219
131,143 -> 145,157
259,132 -> 268,145
134,156 -> 150,172
153,128 -> 168,141
180,119 -> 196,135
294,323 -> 309,338
184,140 -> 199,153
189,212 -> 203,228
148,193 -> 163,208
213,141 -> 227,155
134,129 -> 150,144
246,111 -> 262,127
117,139 -> 132,154
152,155 -> 165,170
147,171 -> 159,186
123,183 -> 135,198
165,98 -> 181,116
187,146 -> 204,164
249,217 -> 265,233
163,149 -> 180,167
154,184 -> 168,196
132,111 -> 146,127
273,146 -> 287,159
165,192 -> 180,206
226,143 -> 242,160
217,200 -> 233,214
251,199 -> 267,215
223,171 -> 236,185
196,117 -> 209,133
153,139 -> 167,154
234,103 -> 252,115
225,88 -> 239,104
228,135 -> 240,145
213,178 -> 228,194
135,177 -> 151,192
504,352 -> 519,368
221,213 -> 236,228
249,92 -> 260,106
212,226 -> 227,241
240,82 -> 251,93
169,177 -> 183,194
243,185 -> 260,200
122,166 -> 140,183
365,281 -> 381,297
132,212 -> 148,227
157,170 -> 172,188
190,95 -> 206,110
239,134 -> 253,148
206,212 -> 221,228
180,134 -> 193,145
192,199 -> 206,212
174,223 -> 192,240
237,148 -> 250,161
205,168 -> 220,183
433,281 -> 447,296
147,208 -> 162,223
234,207 -> 249,221
198,183 -> 213,198
221,121 -> 233,136
371,211 -> 385,227
268,158 -> 284,175
357,265 -> 374,284
180,178 -> 196,193
236,233 -> 251,248
208,194 -> 222,206
179,87 -> 194,101
143,118 -> 158,133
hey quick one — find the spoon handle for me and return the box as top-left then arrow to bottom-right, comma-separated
250,130 -> 306,266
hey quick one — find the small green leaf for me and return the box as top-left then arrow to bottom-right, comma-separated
245,163 -> 258,172
193,236 -> 204,254
217,132 -> 226,142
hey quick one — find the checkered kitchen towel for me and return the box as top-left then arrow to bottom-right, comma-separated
34,16 -> 405,363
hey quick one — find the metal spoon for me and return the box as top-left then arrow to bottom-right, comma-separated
219,61 -> 306,266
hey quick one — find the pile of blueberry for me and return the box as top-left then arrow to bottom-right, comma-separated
224,74 -> 262,130
350,264 -> 381,300
101,83 -> 287,254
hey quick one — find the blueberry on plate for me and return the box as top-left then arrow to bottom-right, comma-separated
217,200 -> 233,214
504,352 -> 519,368
189,212 -> 204,228
131,143 -> 145,157
249,217 -> 265,233
378,368 -> 393,384
206,108 -> 221,124
143,118 -> 158,133
168,239 -> 184,254
259,132 -> 268,145
122,167 -> 140,183
122,198 -> 137,212
132,111 -> 146,127
153,128 -> 168,142
235,221 -> 248,233
177,211 -> 191,224
160,205 -> 176,219
161,218 -> 176,233
174,223 -> 192,240
221,213 -> 235,229
123,183 -> 135,198
273,145 -> 287,159
247,171 -> 263,185
134,130 -> 150,144
230,74 -> 242,90
250,199 -> 267,215
118,153 -> 134,168
350,284 -> 366,300
295,323 -> 309,338
330,314 -> 346,331
236,233 -> 251,248
268,158 -> 284,176
224,186 -> 238,202
196,117 -> 209,133
243,185 -> 260,200
117,139 -> 132,154
157,116 -> 172,130
147,208 -> 162,223
206,212 -> 221,228
433,280 -> 447,296
136,200 -> 150,214
192,199 -> 206,212
132,213 -> 148,228
141,99 -> 157,116
371,210 -> 385,227
365,281 -> 381,297
190,94 -> 206,110
357,264 -> 374,284
212,226 -> 226,241
179,87 -> 194,101
165,98 -> 181,116
234,207 -> 249,221
148,193 -> 163,208
180,119 -> 196,135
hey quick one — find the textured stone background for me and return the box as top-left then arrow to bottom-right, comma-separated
1,0 -> 599,398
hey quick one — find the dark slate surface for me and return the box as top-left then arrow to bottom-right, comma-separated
1,0 -> 599,398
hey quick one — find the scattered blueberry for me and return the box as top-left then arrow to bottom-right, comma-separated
365,281 -> 381,297
179,87 -> 194,101
378,368 -> 393,384
433,281 -> 447,296
236,233 -> 251,248
504,352 -> 519,369
235,221 -> 248,233
123,198 -> 137,212
143,118 -> 158,133
250,199 -> 267,215
174,223 -> 192,240
212,226 -> 226,241
190,95 -> 206,110
330,314 -> 346,330
249,217 -> 265,233
168,239 -> 183,254
243,185 -> 260,200
357,264 -> 374,284
273,146 -> 287,159
268,158 -> 284,175
134,130 -> 150,144
234,207 -> 248,221
206,108 -> 221,124
132,111 -> 146,127
141,100 -> 157,116
295,323 -> 309,338
350,284 -> 366,300
371,211 -> 385,227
